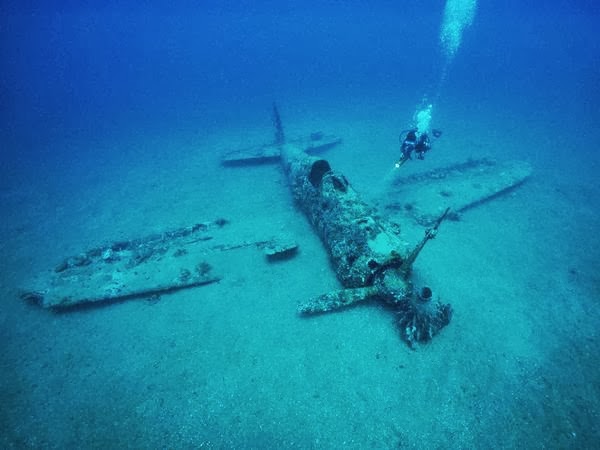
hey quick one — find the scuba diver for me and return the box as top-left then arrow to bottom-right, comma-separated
395,129 -> 442,168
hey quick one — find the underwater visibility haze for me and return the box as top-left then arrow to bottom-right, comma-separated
1,0 -> 599,448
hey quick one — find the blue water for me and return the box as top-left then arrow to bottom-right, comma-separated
1,1 -> 599,448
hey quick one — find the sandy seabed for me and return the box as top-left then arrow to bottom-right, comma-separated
1,100 -> 599,449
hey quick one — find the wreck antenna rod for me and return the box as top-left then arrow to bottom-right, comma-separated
400,207 -> 451,276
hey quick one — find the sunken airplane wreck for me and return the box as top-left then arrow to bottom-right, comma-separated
21,104 -> 530,347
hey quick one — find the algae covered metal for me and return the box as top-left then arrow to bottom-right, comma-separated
20,221 -> 225,309
385,158 -> 532,226
279,138 -> 453,347
20,219 -> 295,310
